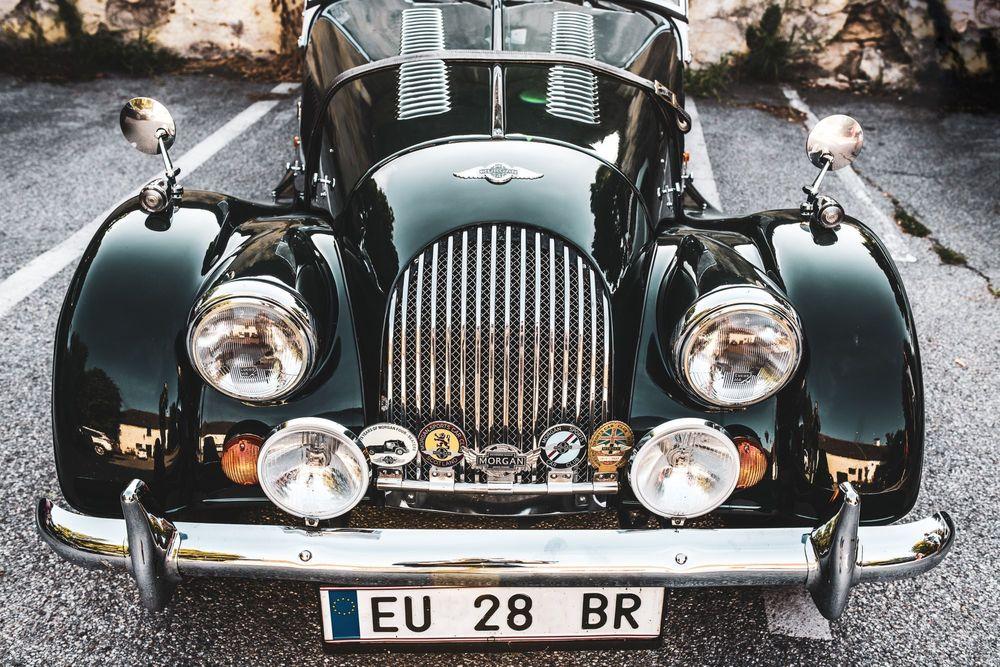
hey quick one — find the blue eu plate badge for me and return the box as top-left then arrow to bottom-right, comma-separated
322,589 -> 361,641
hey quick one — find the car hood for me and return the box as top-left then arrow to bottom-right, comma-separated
344,139 -> 651,293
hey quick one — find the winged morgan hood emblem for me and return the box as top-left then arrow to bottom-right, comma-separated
453,162 -> 543,185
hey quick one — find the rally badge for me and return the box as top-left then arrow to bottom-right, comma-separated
358,423 -> 418,468
418,421 -> 466,467
588,420 -> 634,473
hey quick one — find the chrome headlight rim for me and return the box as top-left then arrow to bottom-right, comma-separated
186,279 -> 318,403
629,418 -> 740,520
673,286 -> 803,408
256,417 -> 370,520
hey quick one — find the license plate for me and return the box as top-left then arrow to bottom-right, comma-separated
319,586 -> 664,644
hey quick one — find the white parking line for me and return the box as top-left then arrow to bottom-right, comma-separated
684,98 -> 722,211
762,589 -> 834,641
0,82 -> 299,321
781,85 -> 916,264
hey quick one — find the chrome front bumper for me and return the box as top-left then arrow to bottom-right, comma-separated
37,479 -> 954,620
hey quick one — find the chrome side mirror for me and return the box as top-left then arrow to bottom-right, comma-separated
807,114 -> 864,171
120,97 -> 176,155
119,98 -> 182,213
800,114 -> 864,229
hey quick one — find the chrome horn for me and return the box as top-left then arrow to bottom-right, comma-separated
800,114 -> 864,229
119,97 -> 182,214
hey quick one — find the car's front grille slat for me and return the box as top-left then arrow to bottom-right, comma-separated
385,224 -> 611,485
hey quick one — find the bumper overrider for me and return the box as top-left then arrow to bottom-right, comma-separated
37,479 -> 953,620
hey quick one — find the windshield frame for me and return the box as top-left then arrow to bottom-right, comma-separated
302,49 -> 691,202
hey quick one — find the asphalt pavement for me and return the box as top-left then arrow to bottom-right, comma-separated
0,74 -> 996,666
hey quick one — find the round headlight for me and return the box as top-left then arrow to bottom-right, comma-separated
675,288 -> 802,407
257,418 -> 369,520
629,419 -> 740,519
188,280 -> 316,402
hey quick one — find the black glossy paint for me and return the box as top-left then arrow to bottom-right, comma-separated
53,0 -> 924,525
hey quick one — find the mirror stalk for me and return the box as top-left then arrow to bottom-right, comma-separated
799,114 -> 865,230
119,98 -> 183,214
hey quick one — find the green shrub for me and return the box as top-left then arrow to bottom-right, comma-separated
743,5 -> 793,82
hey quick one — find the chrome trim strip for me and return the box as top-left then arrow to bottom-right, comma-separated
491,0 -> 503,51
460,230 -> 469,420
547,237 -> 556,419
474,227 -> 483,439
386,286 -> 397,412
602,281 -> 610,412
39,481 -> 955,616
575,255 -> 585,420
588,269 -> 598,422
429,242 -> 440,414
444,235 -> 454,416
491,65 -> 505,139
517,227 -> 527,435
378,477 -> 617,496
532,232 -> 542,430
399,270 -> 410,408
414,248 -> 425,413
487,225 -> 498,437
561,245 -> 571,412
502,225 -> 512,432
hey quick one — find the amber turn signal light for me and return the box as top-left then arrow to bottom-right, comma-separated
221,434 -> 263,485
735,437 -> 768,489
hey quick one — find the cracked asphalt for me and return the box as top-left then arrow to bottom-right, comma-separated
0,74 -> 997,665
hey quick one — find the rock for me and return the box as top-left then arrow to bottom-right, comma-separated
977,0 -> 1000,26
690,17 -> 747,67
858,45 -> 885,80
105,0 -> 176,31
814,75 -> 852,89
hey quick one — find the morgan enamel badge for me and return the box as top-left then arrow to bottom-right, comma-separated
539,424 -> 587,470
463,444 -> 541,483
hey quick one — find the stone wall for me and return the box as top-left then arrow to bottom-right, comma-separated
690,0 -> 999,88
0,0 -> 299,58
1,0 -> 997,88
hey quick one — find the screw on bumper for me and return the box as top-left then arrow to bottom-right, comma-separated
37,479 -> 954,618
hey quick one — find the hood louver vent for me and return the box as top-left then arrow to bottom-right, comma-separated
397,7 -> 452,120
546,12 -> 600,125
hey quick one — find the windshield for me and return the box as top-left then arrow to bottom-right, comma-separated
316,62 -> 670,204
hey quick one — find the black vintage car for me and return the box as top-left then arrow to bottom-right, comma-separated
38,0 -> 953,648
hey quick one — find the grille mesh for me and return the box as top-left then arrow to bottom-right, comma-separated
383,225 -> 612,484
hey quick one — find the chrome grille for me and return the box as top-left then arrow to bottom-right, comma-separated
383,224 -> 612,484
546,11 -> 600,125
397,8 -> 451,120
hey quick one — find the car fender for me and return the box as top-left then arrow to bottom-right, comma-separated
51,192 -> 367,516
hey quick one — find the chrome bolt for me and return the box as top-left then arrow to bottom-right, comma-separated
675,553 -> 688,565
299,550 -> 312,562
